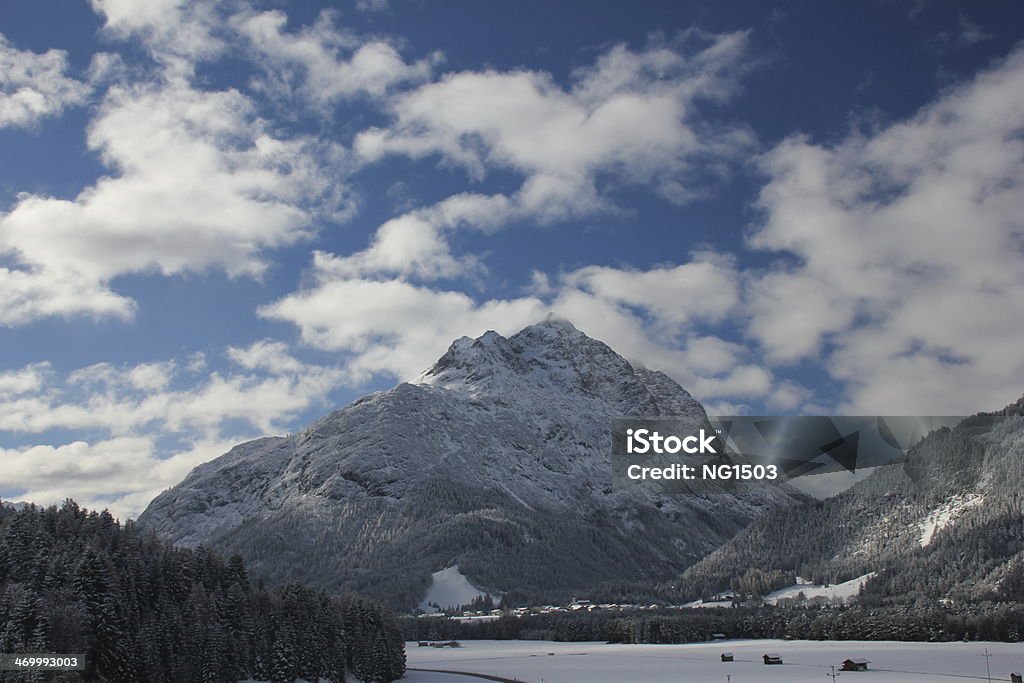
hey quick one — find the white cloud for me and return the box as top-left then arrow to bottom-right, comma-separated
317,34 -> 756,306
227,340 -> 306,375
90,0 -> 227,76
66,360 -> 175,393
562,254 -> 740,330
0,267 -> 135,326
261,250 -> 784,403
0,436 -> 241,521
315,193 -> 511,281
260,276 -> 547,381
0,340 -> 352,518
91,1 -> 432,103
0,34 -> 89,128
86,52 -> 129,86
315,33 -> 758,316
5,4 -> 423,329
0,363 -> 50,398
236,9 -> 435,110
356,32 -> 754,221
931,13 -> 993,53
356,0 -> 389,13
687,365 -> 773,400
767,380 -> 813,411
748,46 -> 1024,413
956,14 -> 992,47
676,336 -> 743,374
0,78 -> 354,326
0,341 -> 344,437
546,286 -> 774,401
127,362 -> 175,391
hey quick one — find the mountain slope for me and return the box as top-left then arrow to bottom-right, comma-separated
674,409 -> 1024,605
138,318 -> 791,609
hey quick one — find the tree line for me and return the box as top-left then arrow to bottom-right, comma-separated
0,500 -> 405,683
402,602 -> 1024,644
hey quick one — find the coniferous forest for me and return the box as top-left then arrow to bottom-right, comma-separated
0,501 -> 405,683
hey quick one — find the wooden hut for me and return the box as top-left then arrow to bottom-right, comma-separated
841,658 -> 870,671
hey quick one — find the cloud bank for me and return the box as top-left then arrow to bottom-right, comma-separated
749,46 -> 1024,413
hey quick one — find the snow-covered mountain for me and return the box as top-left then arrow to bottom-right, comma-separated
675,406 -> 1024,605
138,318 -> 792,609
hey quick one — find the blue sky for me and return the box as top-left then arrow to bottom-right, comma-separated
1,0 -> 1023,517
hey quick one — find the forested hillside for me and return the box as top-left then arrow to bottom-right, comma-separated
0,500 -> 405,683
672,410 -> 1024,605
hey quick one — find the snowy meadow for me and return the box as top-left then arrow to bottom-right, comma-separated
405,639 -> 1024,682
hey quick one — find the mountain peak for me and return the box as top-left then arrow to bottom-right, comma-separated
411,318 -> 705,419
415,318 -> 623,392
533,313 -> 580,332
510,315 -> 588,347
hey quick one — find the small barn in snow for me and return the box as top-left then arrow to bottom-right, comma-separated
841,658 -> 870,671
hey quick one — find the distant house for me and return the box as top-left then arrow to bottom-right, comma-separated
711,633 -> 727,640
721,652 -> 734,662
1011,674 -> 1022,683
841,659 -> 870,671
763,654 -> 783,665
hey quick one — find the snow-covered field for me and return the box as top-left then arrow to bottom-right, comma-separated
763,573 -> 876,605
683,573 -> 876,608
405,639 -> 1024,682
418,565 -> 488,613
